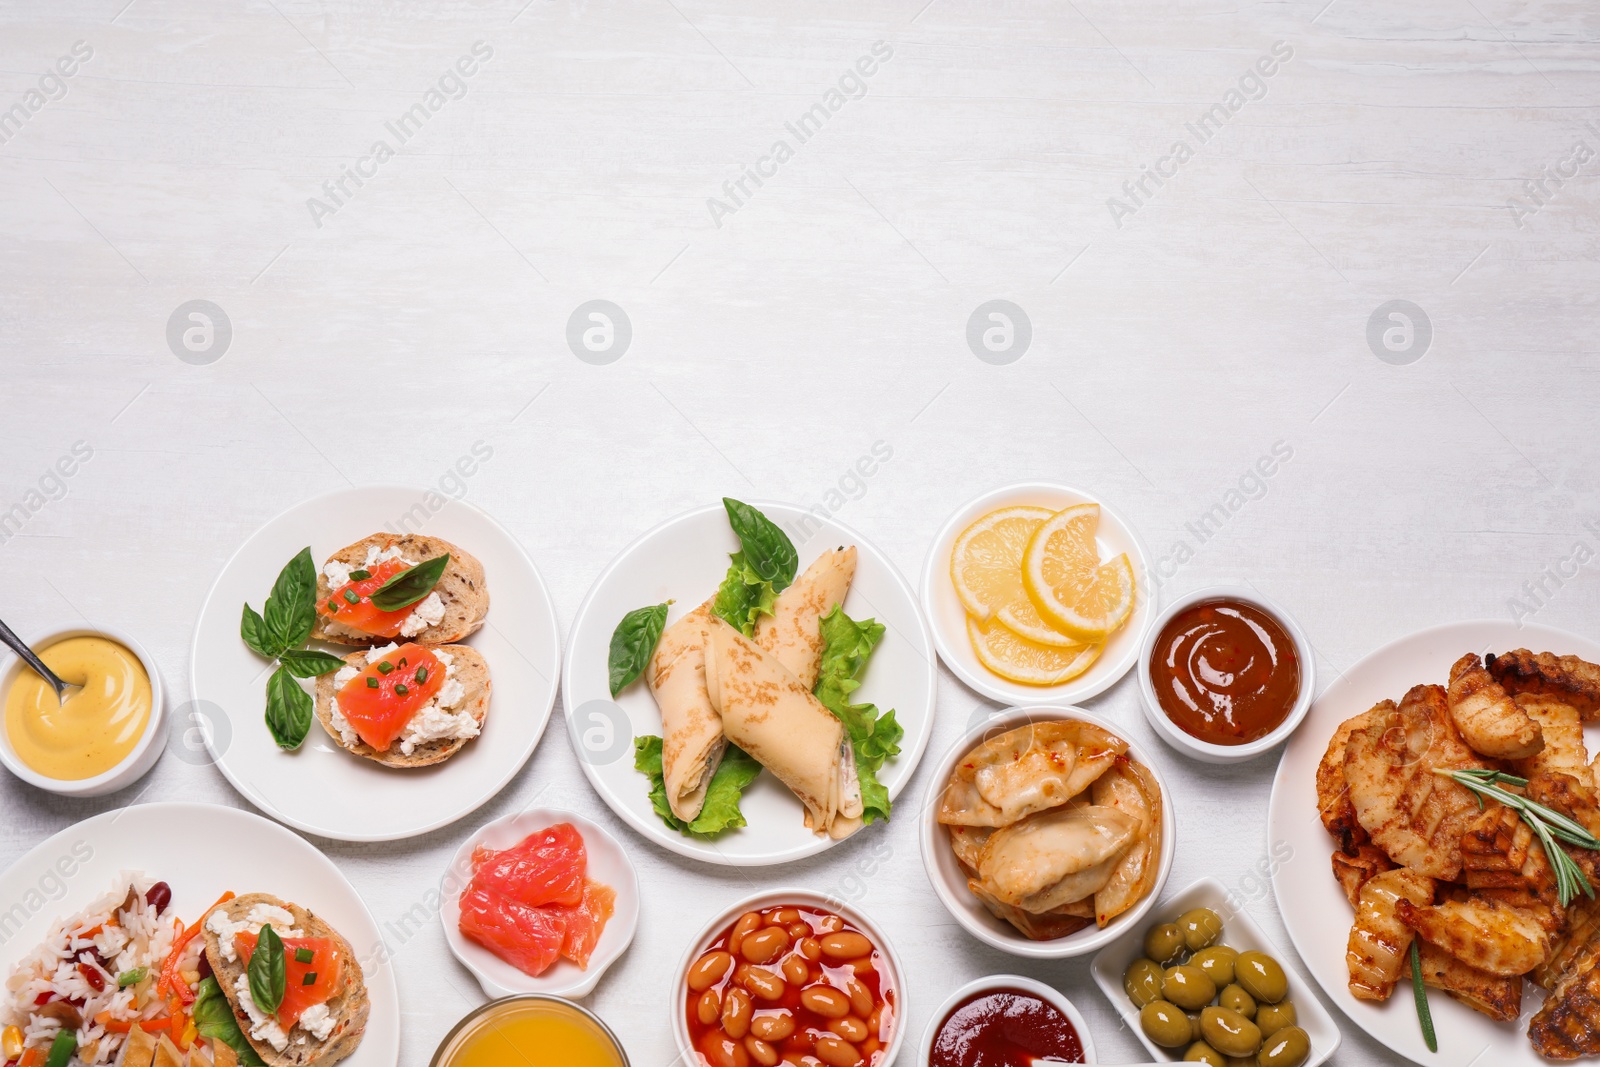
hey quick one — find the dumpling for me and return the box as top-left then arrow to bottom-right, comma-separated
1091,759 -> 1163,927
938,721 -> 1128,827
975,805 -> 1138,908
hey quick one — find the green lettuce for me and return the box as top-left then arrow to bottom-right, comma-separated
192,976 -> 266,1066
710,552 -> 780,635
634,735 -> 763,838
813,604 -> 903,825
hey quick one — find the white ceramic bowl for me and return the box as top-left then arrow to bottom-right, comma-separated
440,808 -> 639,999
671,887 -> 907,1067
922,482 -> 1158,706
0,623 -> 167,797
918,974 -> 1097,1063
1090,876 -> 1341,1067
919,704 -> 1175,959
1137,585 -> 1316,764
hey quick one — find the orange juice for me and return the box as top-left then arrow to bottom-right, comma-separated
433,996 -> 627,1067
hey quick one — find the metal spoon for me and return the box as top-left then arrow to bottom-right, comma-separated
0,616 -> 80,706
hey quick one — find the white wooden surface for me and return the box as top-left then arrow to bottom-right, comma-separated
3,2 -> 1598,1064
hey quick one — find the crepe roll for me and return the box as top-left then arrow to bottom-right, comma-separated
755,546 -> 857,689
704,617 -> 863,839
648,599 -> 725,822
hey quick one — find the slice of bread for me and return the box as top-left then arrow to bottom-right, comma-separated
200,893 -> 370,1067
313,644 -> 490,768
312,533 -> 488,647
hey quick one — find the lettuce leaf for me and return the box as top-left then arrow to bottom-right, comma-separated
813,604 -> 903,825
192,976 -> 266,1066
710,552 -> 779,636
634,735 -> 763,838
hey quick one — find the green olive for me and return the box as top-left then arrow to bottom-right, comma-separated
1140,1000 -> 1193,1049
1192,945 -> 1238,987
1179,907 -> 1225,951
1235,951 -> 1288,1004
1226,1059 -> 1257,1067
1219,982 -> 1257,1019
1189,1011 -> 1204,1040
1200,1006 -> 1263,1058
1184,1041 -> 1225,1067
1254,1001 -> 1297,1039
1257,1025 -> 1310,1067
1163,965 -> 1218,1010
1124,958 -> 1164,1007
1145,922 -> 1187,964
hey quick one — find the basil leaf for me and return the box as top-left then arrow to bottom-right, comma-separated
240,602 -> 280,659
722,498 -> 797,591
609,602 -> 670,696
264,667 -> 312,750
263,548 -> 317,653
248,924 -> 287,1017
193,976 -> 267,1066
370,553 -> 449,612
278,648 -> 346,678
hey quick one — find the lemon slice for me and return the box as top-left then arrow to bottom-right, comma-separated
950,505 -> 1054,621
996,595 -> 1087,648
967,616 -> 1104,686
1022,504 -> 1137,640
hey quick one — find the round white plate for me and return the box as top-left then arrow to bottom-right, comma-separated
0,802 -> 400,1065
440,808 -> 639,1000
1268,619 -> 1600,1066
921,482 -> 1157,706
191,486 -> 560,842
563,500 -> 937,866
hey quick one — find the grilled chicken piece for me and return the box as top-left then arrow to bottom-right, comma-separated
1528,771 -> 1600,837
1344,685 -> 1492,879
1317,704 -> 1383,854
1460,803 -> 1562,916
1531,954 -> 1600,1060
1415,941 -> 1522,1021
1447,653 -> 1544,760
1511,695 -> 1589,782
1395,894 -> 1551,975
1488,649 -> 1600,720
1333,845 -> 1397,908
1536,893 -> 1600,990
1347,867 -> 1434,1000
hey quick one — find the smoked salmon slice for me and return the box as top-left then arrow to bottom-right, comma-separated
335,643 -> 444,751
318,559 -> 415,638
469,823 -> 586,908
234,933 -> 343,1027
458,885 -> 568,977
557,881 -> 617,969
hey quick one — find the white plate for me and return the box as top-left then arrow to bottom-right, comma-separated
191,486 -> 560,842
921,483 -> 1157,706
0,802 -> 400,1065
1090,876 -> 1341,1067
563,500 -> 937,866
440,808 -> 639,1000
1268,620 -> 1600,1066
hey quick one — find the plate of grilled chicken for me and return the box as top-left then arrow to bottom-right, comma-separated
1269,620 -> 1600,1064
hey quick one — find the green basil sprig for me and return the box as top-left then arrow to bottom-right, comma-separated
278,648 -> 347,679
241,547 -> 346,751
609,602 -> 671,696
247,924 -> 287,1017
722,498 -> 797,591
265,666 -> 313,749
371,554 -> 449,611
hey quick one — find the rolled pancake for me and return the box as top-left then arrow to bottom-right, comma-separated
648,600 -> 725,822
704,617 -> 864,839
755,546 -> 857,689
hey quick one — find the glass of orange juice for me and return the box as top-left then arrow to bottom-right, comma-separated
431,994 -> 629,1067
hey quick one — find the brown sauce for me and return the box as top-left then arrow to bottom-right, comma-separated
1150,599 -> 1299,745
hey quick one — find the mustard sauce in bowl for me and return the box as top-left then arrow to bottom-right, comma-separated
4,635 -> 152,781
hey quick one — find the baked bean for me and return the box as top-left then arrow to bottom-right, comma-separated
820,932 -> 873,960
699,1031 -> 750,1067
751,1010 -> 796,1042
860,1037 -> 881,1058
697,989 -> 722,1026
722,987 -> 753,1039
782,955 -> 810,986
690,951 -> 735,992
781,1056 -> 823,1067
844,977 -> 873,1018
745,1036 -> 779,1067
741,927 -> 791,965
842,957 -> 873,977
787,921 -> 812,941
801,985 -> 852,1019
814,1035 -> 862,1067
729,912 -> 763,955
817,914 -> 844,933
773,908 -> 802,925
742,967 -> 787,1002
829,1016 -> 869,1043
867,1007 -> 882,1036
797,937 -> 822,961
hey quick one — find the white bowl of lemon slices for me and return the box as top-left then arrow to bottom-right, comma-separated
921,483 -> 1157,707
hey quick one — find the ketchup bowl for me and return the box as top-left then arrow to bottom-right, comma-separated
919,975 -> 1096,1067
1137,585 -> 1315,764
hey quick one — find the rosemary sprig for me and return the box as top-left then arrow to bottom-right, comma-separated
1409,940 -> 1437,1052
1435,767 -> 1600,905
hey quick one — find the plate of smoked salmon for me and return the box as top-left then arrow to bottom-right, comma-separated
191,486 -> 560,842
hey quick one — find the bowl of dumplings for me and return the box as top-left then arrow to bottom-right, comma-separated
920,705 -> 1175,958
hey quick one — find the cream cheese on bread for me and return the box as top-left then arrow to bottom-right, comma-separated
329,643 -> 477,755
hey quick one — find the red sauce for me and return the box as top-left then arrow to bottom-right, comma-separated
929,987 -> 1084,1067
1149,598 -> 1299,745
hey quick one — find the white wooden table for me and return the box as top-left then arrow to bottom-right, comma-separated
3,2 -> 1598,1064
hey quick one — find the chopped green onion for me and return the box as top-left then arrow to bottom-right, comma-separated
117,966 -> 147,988
415,667 -> 428,683
327,599 -> 339,614
44,1030 -> 75,1067
1410,941 -> 1436,1051
350,569 -> 370,580
395,683 -> 409,696
303,971 -> 318,985
294,947 -> 315,964
377,662 -> 393,675
342,588 -> 359,605
398,658 -> 408,668
366,676 -> 379,689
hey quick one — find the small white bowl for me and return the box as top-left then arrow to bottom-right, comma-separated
919,704 -> 1175,959
671,887 -> 907,1067
1090,876 -> 1341,1067
0,623 -> 167,797
440,808 -> 639,999
1137,585 -> 1316,764
921,482 -> 1158,706
919,975 -> 1097,1064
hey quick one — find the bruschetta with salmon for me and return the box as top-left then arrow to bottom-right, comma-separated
313,641 -> 491,768
313,533 -> 487,647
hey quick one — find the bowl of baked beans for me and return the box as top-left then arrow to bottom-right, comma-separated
672,889 -> 906,1067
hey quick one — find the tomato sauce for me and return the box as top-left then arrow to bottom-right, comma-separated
928,987 -> 1084,1067
1149,599 -> 1299,745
